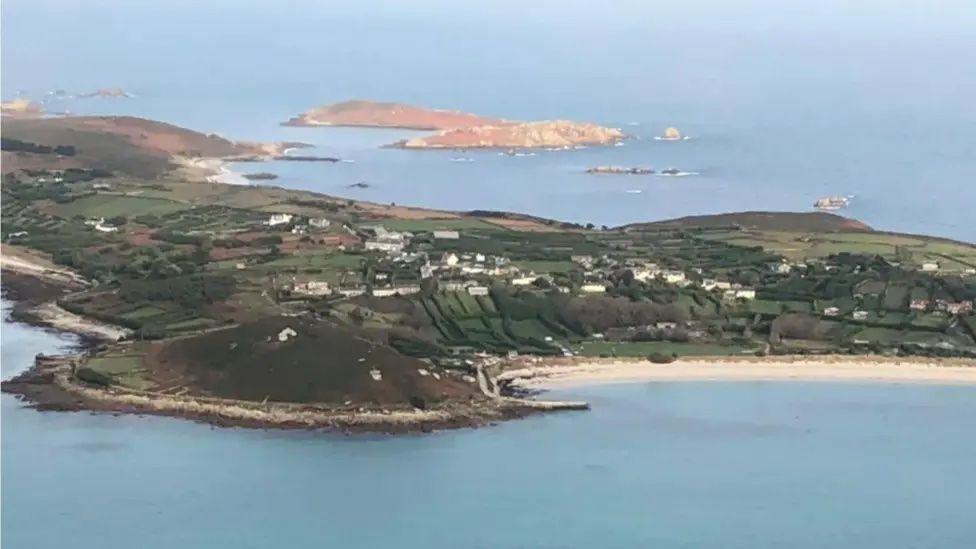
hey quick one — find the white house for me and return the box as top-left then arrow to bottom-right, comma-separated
921,262 -> 940,272
442,253 -> 460,267
725,289 -> 756,301
433,230 -> 460,240
735,289 -> 756,300
441,280 -> 469,291
365,240 -> 404,253
633,268 -> 661,282
277,327 -> 298,342
580,284 -> 607,293
511,276 -> 537,286
338,287 -> 367,297
823,307 -> 841,317
309,218 -> 331,229
266,213 -> 293,227
852,310 -> 869,321
467,286 -> 490,296
909,299 -> 930,311
293,281 -> 331,296
372,285 -> 421,297
661,271 -> 687,285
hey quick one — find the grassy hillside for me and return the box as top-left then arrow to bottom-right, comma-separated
2,116 -> 248,178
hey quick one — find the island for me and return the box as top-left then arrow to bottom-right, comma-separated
78,88 -> 134,99
285,99 -> 625,150
283,99 -> 507,130
2,115 -> 975,433
242,172 -> 278,181
392,120 -> 624,149
586,166 -> 655,175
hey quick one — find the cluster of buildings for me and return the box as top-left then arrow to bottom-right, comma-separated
362,225 -> 411,254
83,217 -> 119,233
265,213 -> 331,235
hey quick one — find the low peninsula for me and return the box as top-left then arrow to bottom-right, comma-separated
2,115 -> 975,433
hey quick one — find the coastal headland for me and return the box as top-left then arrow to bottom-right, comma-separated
2,114 -> 975,433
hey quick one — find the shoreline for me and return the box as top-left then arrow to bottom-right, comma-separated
499,356 -> 976,391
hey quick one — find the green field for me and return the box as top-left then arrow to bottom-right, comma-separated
513,260 -> 576,274
369,218 -> 497,232
85,354 -> 152,390
579,341 -> 750,357
51,194 -> 190,218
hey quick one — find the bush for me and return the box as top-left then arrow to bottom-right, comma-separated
647,352 -> 677,364
75,366 -> 113,386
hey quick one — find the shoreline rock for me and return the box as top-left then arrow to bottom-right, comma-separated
393,120 -> 625,150
586,166 -> 654,175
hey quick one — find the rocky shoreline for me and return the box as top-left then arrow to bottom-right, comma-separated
0,355 -> 547,434
392,120 -> 625,150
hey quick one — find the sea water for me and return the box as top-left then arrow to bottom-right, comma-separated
3,303 -> 976,548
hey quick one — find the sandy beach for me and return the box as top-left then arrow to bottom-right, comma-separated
174,156 -> 250,185
499,357 -> 976,390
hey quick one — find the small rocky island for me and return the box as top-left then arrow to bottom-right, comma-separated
587,166 -> 655,175
394,120 -> 624,150
285,100 -> 625,150
242,172 -> 278,181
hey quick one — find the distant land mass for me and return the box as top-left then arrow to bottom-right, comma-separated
283,99 -> 506,130
77,88 -> 134,99
285,99 -> 625,149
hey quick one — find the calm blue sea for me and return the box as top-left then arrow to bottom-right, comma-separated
3,302 -> 976,548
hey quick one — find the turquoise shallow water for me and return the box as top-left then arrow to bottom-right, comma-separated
3,305 -> 975,548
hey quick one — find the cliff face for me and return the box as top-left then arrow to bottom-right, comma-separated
394,120 -> 625,149
284,99 -> 505,130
